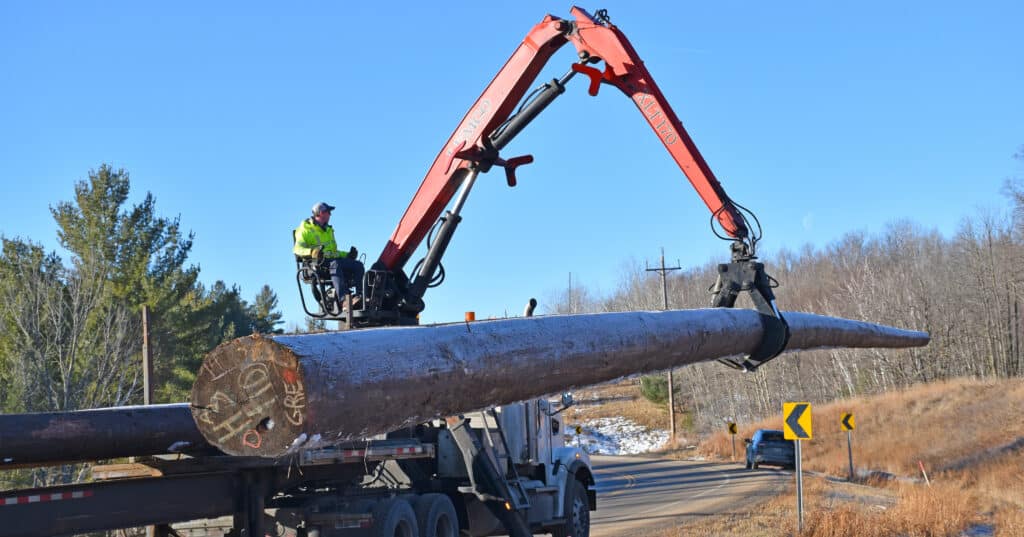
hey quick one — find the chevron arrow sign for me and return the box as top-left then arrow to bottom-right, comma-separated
783,402 -> 812,440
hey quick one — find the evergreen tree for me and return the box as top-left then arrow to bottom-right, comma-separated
250,284 -> 284,334
0,164 -> 286,407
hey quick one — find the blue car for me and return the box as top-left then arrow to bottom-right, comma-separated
744,429 -> 795,469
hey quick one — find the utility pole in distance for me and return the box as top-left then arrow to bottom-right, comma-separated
142,305 -> 154,405
646,247 -> 681,442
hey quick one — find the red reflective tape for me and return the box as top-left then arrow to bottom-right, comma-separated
1,489 -> 92,507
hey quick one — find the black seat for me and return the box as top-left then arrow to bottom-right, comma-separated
294,230 -> 342,318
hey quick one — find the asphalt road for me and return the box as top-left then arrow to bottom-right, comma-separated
589,454 -> 789,537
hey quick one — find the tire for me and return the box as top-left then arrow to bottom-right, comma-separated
413,493 -> 458,537
751,460 -> 759,470
553,479 -> 590,537
372,498 -> 419,537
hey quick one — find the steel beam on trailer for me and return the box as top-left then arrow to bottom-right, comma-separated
190,309 -> 928,457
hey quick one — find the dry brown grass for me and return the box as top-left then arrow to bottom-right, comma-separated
630,377 -> 1024,536
995,507 -> 1024,537
566,379 -> 681,433
695,378 -> 1024,478
651,474 -> 982,537
564,377 -> 1024,535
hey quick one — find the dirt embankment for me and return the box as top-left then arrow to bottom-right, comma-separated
571,377 -> 1024,536
685,377 -> 1024,537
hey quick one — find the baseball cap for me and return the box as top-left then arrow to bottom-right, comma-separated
312,202 -> 336,215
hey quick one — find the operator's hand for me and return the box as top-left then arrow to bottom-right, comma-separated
348,246 -> 358,259
311,246 -> 324,261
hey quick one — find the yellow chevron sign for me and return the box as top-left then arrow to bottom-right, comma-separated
841,413 -> 855,431
783,402 -> 812,440
728,422 -> 737,435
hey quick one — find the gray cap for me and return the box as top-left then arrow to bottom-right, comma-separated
311,202 -> 336,215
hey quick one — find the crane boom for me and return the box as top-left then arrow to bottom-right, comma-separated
378,6 -> 748,273
325,6 -> 785,366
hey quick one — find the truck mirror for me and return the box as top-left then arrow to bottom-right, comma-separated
547,392 -> 575,416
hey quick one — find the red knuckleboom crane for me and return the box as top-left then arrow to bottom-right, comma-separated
324,7 -> 787,369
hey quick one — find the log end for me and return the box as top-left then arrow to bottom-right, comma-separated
190,334 -> 310,457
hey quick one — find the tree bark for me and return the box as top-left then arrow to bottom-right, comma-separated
190,309 -> 929,457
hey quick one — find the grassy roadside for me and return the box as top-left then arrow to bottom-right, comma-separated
577,377 -> 1024,536
565,379 -> 696,441
689,378 -> 1024,536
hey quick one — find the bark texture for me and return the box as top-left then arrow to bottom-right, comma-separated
0,403 -> 214,467
190,309 -> 928,457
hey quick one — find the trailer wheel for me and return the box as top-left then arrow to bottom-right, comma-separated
553,479 -> 590,537
413,493 -> 458,537
372,497 -> 419,537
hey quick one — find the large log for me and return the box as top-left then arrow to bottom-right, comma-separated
0,403 -> 215,468
190,309 -> 928,457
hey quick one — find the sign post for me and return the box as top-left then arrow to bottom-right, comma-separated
728,422 -> 737,461
783,402 -> 813,533
841,412 -> 855,481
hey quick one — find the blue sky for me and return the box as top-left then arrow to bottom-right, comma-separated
2,1 -> 1021,327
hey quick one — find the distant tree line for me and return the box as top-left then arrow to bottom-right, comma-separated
552,148 -> 1024,430
0,164 -> 284,421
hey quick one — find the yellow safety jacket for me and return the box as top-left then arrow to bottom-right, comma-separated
292,218 -> 350,259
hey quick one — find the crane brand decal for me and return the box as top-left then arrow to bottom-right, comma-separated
445,99 -> 492,158
634,93 -> 678,145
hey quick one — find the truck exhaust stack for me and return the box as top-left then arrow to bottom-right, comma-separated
190,309 -> 928,457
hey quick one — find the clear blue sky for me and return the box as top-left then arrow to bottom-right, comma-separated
2,1 -> 1021,327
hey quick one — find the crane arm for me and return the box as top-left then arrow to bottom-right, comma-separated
564,6 -> 749,241
377,16 -> 572,272
377,7 -> 750,274
364,7 -> 784,368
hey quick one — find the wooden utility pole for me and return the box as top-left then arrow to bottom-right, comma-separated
0,403 -> 212,467
142,306 -> 157,537
191,310 -> 929,458
142,305 -> 154,405
647,248 -> 681,442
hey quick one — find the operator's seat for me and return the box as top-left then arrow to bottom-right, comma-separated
293,231 -> 347,319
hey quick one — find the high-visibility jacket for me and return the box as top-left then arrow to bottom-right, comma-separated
292,218 -> 350,259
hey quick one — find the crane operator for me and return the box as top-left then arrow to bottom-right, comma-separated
293,202 -> 364,311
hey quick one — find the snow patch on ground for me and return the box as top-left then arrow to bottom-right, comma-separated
568,417 -> 669,455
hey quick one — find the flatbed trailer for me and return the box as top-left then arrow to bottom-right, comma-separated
0,401 -> 595,537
